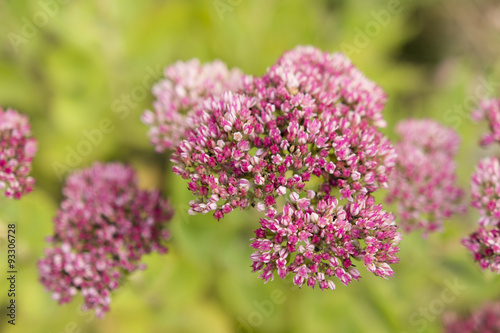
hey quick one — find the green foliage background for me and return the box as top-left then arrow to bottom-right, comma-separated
1,0 -> 500,332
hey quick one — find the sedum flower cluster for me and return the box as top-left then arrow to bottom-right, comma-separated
386,119 -> 465,235
143,46 -> 401,290
463,156 -> 500,273
0,107 -> 37,199
38,162 -> 174,317
463,97 -> 500,274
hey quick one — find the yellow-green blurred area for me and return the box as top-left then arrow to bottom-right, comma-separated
1,0 -> 500,332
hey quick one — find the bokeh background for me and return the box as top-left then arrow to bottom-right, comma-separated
1,0 -> 500,332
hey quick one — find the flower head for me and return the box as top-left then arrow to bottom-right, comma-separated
38,162 -> 174,317
386,119 -> 465,234
0,107 -> 37,199
250,195 -> 400,289
168,46 -> 400,289
173,47 -> 397,222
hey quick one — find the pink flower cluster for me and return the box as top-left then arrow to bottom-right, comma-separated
443,301 -> 500,333
386,119 -> 465,234
145,46 -> 401,289
463,157 -> 500,273
463,97 -> 500,273
472,97 -> 500,146
142,59 -> 245,152
250,195 -> 400,289
0,107 -> 37,199
38,162 -> 174,317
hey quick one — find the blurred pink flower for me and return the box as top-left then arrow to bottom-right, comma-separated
443,301 -> 500,332
386,119 -> 466,235
38,162 -> 174,317
142,59 -> 247,152
0,107 -> 37,199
